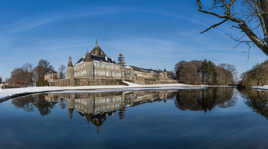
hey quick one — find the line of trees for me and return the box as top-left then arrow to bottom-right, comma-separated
7,59 -> 66,88
175,60 -> 236,85
8,63 -> 34,87
240,60 -> 268,87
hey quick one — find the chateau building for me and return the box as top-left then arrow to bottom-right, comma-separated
47,41 -> 176,86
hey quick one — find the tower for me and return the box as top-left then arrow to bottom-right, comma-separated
96,40 -> 99,47
118,53 -> 126,67
118,53 -> 126,81
66,56 -> 74,79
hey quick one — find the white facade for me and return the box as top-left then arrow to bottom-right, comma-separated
73,61 -> 122,80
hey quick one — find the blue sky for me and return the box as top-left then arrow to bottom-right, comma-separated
0,0 -> 267,79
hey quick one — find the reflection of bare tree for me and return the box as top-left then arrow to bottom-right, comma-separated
118,108 -> 126,120
12,96 -> 35,112
35,95 -> 56,116
218,96 -> 237,108
59,99 -> 66,109
12,94 -> 57,116
175,88 -> 234,112
241,89 -> 268,119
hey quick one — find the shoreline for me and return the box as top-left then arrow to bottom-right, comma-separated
252,86 -> 268,90
0,83 -> 208,100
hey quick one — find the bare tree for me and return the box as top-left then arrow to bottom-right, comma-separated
219,64 -> 237,82
58,65 -> 66,79
255,64 -> 266,85
0,77 -> 2,84
22,63 -> 33,73
8,66 -> 33,88
197,0 -> 268,55
34,59 -> 54,86
175,61 -> 202,84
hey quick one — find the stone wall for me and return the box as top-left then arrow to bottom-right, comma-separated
73,61 -> 122,80
124,78 -> 177,85
49,78 -> 124,86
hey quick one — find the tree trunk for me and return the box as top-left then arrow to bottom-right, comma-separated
261,0 -> 268,39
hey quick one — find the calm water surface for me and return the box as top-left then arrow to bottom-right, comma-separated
1,88 -> 268,149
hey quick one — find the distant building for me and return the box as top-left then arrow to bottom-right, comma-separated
44,70 -> 59,82
46,41 -> 176,86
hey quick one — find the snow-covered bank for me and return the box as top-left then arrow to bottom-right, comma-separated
0,83 -> 207,100
252,85 -> 268,90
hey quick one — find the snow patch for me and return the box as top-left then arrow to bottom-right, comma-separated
0,83 -> 207,99
252,85 -> 268,90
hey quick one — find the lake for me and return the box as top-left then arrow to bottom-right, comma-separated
1,88 -> 268,149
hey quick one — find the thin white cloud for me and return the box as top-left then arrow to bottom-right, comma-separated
1,6 -> 122,34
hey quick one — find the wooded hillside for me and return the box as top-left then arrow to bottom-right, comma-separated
175,60 -> 235,85
240,60 -> 268,87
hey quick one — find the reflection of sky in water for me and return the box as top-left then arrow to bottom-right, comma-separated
0,89 -> 268,149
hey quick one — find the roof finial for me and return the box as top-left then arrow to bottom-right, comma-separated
96,40 -> 99,47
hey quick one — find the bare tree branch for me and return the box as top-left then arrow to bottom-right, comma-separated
201,19 -> 228,33
197,0 -> 268,56
247,0 -> 267,36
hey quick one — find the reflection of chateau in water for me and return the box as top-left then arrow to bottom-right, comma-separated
175,88 -> 235,112
16,91 -> 175,128
11,88 -> 236,131
45,91 -> 175,115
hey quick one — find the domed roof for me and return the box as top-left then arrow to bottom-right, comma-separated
84,52 -> 92,62
89,40 -> 107,57
76,40 -> 115,64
